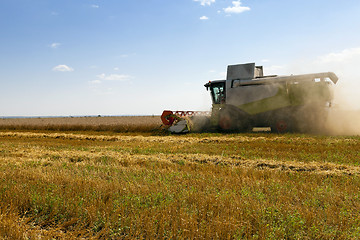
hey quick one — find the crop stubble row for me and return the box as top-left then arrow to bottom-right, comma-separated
0,131 -> 360,239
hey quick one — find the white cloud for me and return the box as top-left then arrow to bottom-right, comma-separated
224,1 -> 250,14
311,47 -> 360,80
89,80 -> 102,84
316,48 -> 360,64
52,65 -> 74,72
50,42 -> 61,49
91,4 -> 99,8
200,16 -> 209,20
116,53 -> 136,59
310,47 -> 360,111
208,70 -> 226,78
96,73 -> 131,81
90,73 -> 131,95
114,67 -> 120,71
194,0 -> 215,6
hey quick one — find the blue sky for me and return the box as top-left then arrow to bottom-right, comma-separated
1,0 -> 360,116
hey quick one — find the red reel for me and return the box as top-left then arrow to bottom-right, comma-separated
161,110 -> 174,125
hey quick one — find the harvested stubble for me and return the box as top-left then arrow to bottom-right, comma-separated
1,131 -> 360,239
0,116 -> 162,132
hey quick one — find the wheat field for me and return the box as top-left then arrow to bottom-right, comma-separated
0,117 -> 360,239
0,116 -> 162,132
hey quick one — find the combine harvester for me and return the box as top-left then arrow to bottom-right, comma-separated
161,63 -> 338,133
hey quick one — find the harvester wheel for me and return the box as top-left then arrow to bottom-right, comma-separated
272,118 -> 293,133
219,112 -> 232,130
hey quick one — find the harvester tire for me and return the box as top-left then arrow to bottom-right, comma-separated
219,111 -> 232,130
271,118 -> 294,133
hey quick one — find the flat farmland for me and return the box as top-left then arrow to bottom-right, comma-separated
0,116 -> 162,132
0,118 -> 360,239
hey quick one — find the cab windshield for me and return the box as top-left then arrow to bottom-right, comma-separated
210,82 -> 225,104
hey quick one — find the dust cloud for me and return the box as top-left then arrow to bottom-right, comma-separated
325,109 -> 360,135
323,79 -> 360,135
288,48 -> 360,135
321,50 -> 360,135
189,115 -> 211,132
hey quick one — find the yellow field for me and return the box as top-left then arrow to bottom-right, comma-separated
0,116 -> 162,132
1,120 -> 360,238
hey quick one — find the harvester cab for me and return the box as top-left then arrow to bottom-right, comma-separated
162,62 -> 338,133
205,80 -> 226,105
